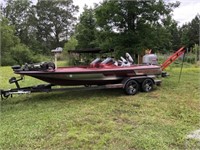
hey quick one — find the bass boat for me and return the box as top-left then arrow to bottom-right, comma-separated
0,47 -> 185,99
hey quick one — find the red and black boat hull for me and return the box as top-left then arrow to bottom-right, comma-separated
15,65 -> 162,86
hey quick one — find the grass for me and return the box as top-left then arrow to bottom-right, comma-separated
0,64 -> 199,149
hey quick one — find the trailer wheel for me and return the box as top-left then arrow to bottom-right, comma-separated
124,80 -> 139,95
142,78 -> 154,92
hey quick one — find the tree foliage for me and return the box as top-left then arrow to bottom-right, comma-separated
3,0 -> 35,48
35,0 -> 78,52
1,18 -> 19,53
180,14 -> 200,47
1,0 -> 79,65
1,18 -> 19,65
94,0 -> 180,54
10,44 -> 38,65
2,0 -> 78,54
0,18 -> 37,65
64,36 -> 78,51
76,6 -> 98,49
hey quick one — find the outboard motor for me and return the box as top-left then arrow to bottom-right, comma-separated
142,54 -> 158,65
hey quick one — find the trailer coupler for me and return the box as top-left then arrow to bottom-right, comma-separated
1,89 -> 12,99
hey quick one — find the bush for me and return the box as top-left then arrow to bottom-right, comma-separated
185,53 -> 196,64
1,44 -> 41,66
10,44 -> 41,65
1,52 -> 16,66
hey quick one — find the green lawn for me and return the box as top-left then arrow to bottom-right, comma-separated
0,65 -> 199,149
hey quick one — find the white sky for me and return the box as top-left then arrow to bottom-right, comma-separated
169,0 -> 200,25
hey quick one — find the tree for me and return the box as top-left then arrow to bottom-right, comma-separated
187,15 -> 200,47
0,17 -> 37,65
1,18 -> 20,65
168,21 -> 181,50
76,6 -> 98,49
35,0 -> 79,52
159,15 -> 181,51
64,36 -> 78,51
180,14 -> 200,47
94,0 -> 180,55
3,0 -> 35,48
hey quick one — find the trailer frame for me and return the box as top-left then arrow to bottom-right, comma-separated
0,75 -> 161,100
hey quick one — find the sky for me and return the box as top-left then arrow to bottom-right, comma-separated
73,0 -> 200,26
169,0 -> 200,25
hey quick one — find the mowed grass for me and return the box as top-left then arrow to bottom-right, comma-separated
0,65 -> 199,150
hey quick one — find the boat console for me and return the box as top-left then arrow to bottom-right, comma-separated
89,53 -> 134,68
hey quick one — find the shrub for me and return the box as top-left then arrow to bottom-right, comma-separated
10,44 -> 39,65
185,53 -> 196,64
1,52 -> 16,66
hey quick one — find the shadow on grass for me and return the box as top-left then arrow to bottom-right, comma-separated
1,84 -> 161,105
32,88 -> 124,101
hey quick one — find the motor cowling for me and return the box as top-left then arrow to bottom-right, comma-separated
142,54 -> 158,65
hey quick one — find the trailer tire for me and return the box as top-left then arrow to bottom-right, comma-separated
141,78 -> 154,92
124,80 -> 139,95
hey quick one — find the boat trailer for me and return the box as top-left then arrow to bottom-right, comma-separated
0,75 -> 161,100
